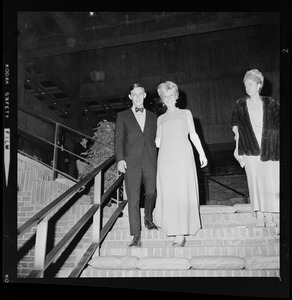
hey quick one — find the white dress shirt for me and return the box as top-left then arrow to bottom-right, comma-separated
132,106 -> 146,132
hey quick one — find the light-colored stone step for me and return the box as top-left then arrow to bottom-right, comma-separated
104,226 -> 279,242
101,227 -> 279,251
103,211 -> 279,229
98,244 -> 279,258
80,267 -> 279,278
89,205 -> 280,278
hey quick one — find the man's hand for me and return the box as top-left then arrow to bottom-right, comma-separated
117,160 -> 127,173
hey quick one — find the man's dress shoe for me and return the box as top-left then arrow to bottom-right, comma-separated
144,219 -> 158,230
129,235 -> 142,247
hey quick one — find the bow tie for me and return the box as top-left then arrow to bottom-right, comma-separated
135,107 -> 144,113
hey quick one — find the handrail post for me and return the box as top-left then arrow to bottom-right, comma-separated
52,123 -> 60,180
33,216 -> 48,277
92,172 -> 102,256
117,185 -> 121,205
122,180 -> 127,200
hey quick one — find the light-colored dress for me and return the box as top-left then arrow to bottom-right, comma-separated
154,108 -> 201,236
243,100 -> 279,214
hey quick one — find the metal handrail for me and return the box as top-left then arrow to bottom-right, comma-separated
17,107 -> 128,278
18,127 -> 92,165
18,105 -> 114,150
17,155 -> 115,236
69,198 -> 127,278
18,106 -> 116,179
18,153 -> 126,278
18,149 -> 77,182
18,105 -> 95,141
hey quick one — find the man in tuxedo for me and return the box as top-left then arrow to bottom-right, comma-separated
115,83 -> 158,247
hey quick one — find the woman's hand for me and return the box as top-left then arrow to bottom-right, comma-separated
234,150 -> 245,168
200,155 -> 208,168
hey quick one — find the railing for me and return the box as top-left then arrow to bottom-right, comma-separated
18,154 -> 127,278
17,137 -> 77,183
18,106 -> 109,180
17,107 -> 127,278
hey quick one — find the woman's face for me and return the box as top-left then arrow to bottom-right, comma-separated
162,89 -> 177,108
244,79 -> 260,97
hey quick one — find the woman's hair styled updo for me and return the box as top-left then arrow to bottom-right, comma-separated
157,81 -> 179,99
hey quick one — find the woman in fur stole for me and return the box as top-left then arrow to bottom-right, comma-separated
231,69 -> 279,228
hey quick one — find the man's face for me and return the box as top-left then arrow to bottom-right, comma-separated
129,87 -> 146,108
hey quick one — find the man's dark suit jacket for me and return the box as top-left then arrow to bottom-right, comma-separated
114,108 -> 157,168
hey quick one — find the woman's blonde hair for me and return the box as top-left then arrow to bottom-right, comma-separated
157,81 -> 179,98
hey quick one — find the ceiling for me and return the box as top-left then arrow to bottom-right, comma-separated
18,11 -> 279,121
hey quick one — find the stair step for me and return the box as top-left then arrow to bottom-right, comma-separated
103,212 -> 279,229
80,267 -> 279,278
97,211 -> 279,264
86,206 -> 280,278
104,227 -> 279,244
98,244 -> 279,258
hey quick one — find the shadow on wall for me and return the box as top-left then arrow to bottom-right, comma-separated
261,77 -> 273,97
178,89 -> 210,205
177,89 -> 212,170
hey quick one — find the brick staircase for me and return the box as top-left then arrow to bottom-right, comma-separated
80,204 -> 280,277
17,153 -> 280,278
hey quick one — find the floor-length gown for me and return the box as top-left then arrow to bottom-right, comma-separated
243,100 -> 279,215
154,108 -> 201,236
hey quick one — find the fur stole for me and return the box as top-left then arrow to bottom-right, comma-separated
231,96 -> 279,161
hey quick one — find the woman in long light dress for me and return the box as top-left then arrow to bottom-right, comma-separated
154,81 -> 208,247
231,69 -> 280,228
